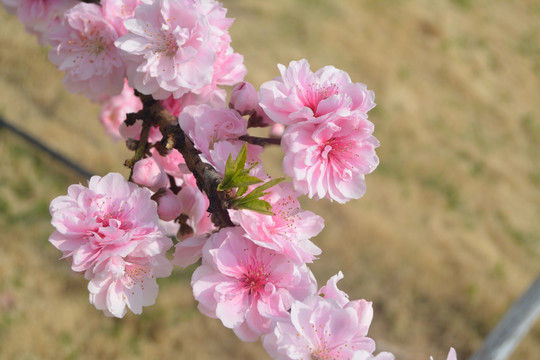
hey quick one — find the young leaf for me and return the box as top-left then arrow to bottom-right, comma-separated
219,152 -> 240,191
237,177 -> 286,202
230,175 -> 263,188
233,143 -> 248,174
234,198 -> 274,215
231,177 -> 286,215
236,185 -> 248,197
218,144 -> 261,191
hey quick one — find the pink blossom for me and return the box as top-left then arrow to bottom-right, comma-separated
262,294 -> 376,360
87,253 -> 172,318
263,272 -> 382,359
49,173 -> 172,273
196,3 -> 246,89
49,173 -> 173,317
169,32 -> 246,110
191,227 -> 317,341
282,111 -> 379,203
102,0 -> 142,36
115,0 -> 235,100
158,27 -> 244,114
319,272 -> 374,340
47,3 -> 126,100
99,79 -> 142,140
160,34 -> 246,115
234,182 -> 323,263
210,41 -> 246,89
132,157 -> 169,191
318,270 -> 350,306
178,105 -> 247,159
259,59 -> 375,125
172,234 -> 208,269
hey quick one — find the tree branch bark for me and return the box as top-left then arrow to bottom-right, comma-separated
128,94 -> 234,229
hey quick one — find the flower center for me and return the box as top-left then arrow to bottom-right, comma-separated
80,29 -> 108,56
308,324 -> 345,360
311,347 -> 339,360
123,262 -> 151,290
241,265 -> 269,295
157,31 -> 179,57
319,137 -> 354,163
299,82 -> 340,114
93,197 -> 131,232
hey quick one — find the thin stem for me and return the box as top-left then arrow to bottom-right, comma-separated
239,135 -> 281,147
126,115 -> 152,181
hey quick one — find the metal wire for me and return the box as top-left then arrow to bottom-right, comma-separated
0,115 -> 93,179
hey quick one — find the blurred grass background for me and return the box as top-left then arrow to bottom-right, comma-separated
1,0 -> 540,359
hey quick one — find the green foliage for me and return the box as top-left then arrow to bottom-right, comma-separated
218,144 -> 261,191
232,177 -> 285,215
218,144 -> 284,215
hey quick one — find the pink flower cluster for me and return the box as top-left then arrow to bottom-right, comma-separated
4,0 -> 461,358
49,173 -> 173,317
47,2 -> 126,100
263,273 -> 391,360
259,59 -> 379,203
115,0 -> 246,101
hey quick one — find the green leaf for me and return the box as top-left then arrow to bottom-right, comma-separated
238,177 -> 286,202
234,198 -> 274,215
236,186 -> 248,197
229,175 -> 263,188
234,143 -> 248,173
231,177 -> 286,215
218,144 -> 255,191
219,153 -> 239,191
217,146 -> 285,216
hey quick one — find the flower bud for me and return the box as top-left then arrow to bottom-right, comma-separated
229,81 -> 259,116
132,157 -> 169,191
269,123 -> 285,138
155,189 -> 183,221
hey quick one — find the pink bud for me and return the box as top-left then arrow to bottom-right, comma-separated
269,123 -> 285,138
229,81 -> 259,116
155,189 -> 183,221
132,157 -> 169,191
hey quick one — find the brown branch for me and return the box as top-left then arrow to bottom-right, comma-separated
129,94 -> 234,228
124,95 -> 158,181
125,115 -> 152,181
166,124 -> 235,228
239,134 -> 281,147
247,113 -> 270,128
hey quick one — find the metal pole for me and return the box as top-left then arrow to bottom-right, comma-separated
469,273 -> 540,360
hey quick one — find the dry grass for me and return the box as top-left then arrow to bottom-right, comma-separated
1,1 -> 540,359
